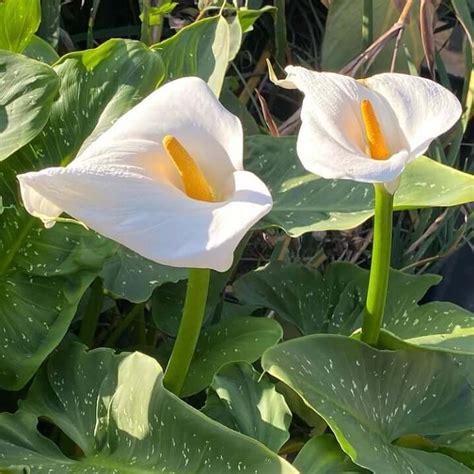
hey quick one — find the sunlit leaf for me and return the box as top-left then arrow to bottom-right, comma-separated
153,16 -> 231,95
0,0 -> 41,53
202,362 -> 291,452
263,335 -> 473,473
0,51 -> 59,162
0,344 -> 296,473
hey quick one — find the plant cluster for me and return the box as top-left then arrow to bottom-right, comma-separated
0,0 -> 473,473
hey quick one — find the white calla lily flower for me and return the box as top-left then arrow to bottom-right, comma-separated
275,66 -> 462,192
17,77 -> 272,272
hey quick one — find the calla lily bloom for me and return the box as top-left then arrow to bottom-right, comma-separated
274,66 -> 462,192
17,77 -> 272,272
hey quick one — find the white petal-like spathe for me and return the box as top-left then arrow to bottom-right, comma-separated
364,73 -> 462,158
284,66 -> 410,183
18,159 -> 272,273
77,76 -> 244,198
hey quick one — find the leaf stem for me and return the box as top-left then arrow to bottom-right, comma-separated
361,184 -> 394,346
362,0 -> 373,49
79,278 -> 104,347
105,303 -> 144,347
163,268 -> 210,396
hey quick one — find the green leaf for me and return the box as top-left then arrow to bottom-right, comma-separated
429,431 -> 474,469
0,0 -> 41,53
0,40 -> 164,390
0,50 -> 59,162
0,344 -> 296,473
153,16 -> 231,95
322,0 -> 424,74
101,245 -> 187,303
202,362 -> 291,452
238,6 -> 276,33
38,0 -> 61,49
262,334 -> 473,473
182,317 -> 283,397
234,261 -> 366,335
245,135 -> 474,236
234,262 -> 474,354
42,39 -> 165,165
293,434 -> 367,473
0,219 -> 115,390
23,35 -> 60,65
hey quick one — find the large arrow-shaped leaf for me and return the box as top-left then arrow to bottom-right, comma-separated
263,335 -> 473,473
0,344 -> 297,473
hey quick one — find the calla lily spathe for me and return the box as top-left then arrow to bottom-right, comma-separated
275,66 -> 462,191
17,77 -> 272,272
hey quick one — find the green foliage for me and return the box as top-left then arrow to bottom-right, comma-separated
263,335 -> 473,473
181,317 -> 283,396
234,261 -> 474,354
0,343 -> 296,473
154,16 -> 233,95
322,0 -> 424,74
0,0 -> 473,470
293,434 -> 367,473
101,246 -> 187,303
0,39 -> 164,389
246,135 -> 474,236
0,0 -> 41,53
0,51 -> 59,162
202,362 -> 291,451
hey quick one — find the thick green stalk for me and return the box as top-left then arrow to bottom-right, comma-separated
361,184 -> 394,346
163,268 -> 211,396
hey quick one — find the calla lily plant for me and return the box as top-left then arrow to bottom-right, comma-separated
18,76 -> 273,395
274,65 -> 461,193
18,76 -> 272,273
273,64 -> 462,346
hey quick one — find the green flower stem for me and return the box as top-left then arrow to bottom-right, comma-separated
163,268 -> 211,396
79,278 -> 104,347
361,184 -> 394,346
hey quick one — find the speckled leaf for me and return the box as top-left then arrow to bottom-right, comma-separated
245,136 -> 474,236
23,35 -> 60,65
101,246 -> 187,303
0,0 -> 41,53
0,40 -> 164,390
322,0 -> 423,74
41,39 -> 165,164
182,317 -> 283,397
0,344 -> 296,473
262,335 -> 473,473
293,434 -> 367,473
153,16 -> 231,95
0,51 -> 59,162
202,362 -> 291,452
234,261 -> 367,335
234,262 -> 474,353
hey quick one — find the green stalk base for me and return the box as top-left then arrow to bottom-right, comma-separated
361,184 -> 394,346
